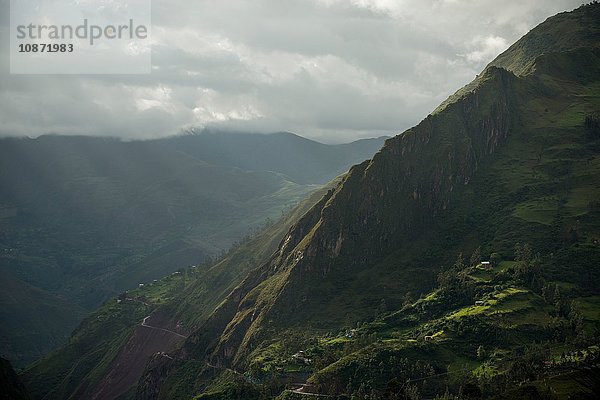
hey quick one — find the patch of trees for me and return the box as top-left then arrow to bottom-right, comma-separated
513,243 -> 543,291
313,352 -> 438,399
444,317 -> 501,344
436,253 -> 476,305
505,345 -> 548,383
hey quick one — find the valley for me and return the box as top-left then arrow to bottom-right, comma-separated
0,131 -> 385,367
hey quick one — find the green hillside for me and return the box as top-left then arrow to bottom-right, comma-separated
20,4 -> 600,400
20,181 -> 339,400
0,132 -> 384,367
136,4 -> 599,399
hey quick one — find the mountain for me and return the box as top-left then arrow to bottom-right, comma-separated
21,3 -> 600,399
0,132 -> 386,367
161,130 -> 388,185
20,179 -> 340,400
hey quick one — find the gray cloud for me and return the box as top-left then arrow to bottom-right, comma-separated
0,0 -> 585,143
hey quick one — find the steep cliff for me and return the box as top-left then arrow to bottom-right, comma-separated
21,180 -> 340,400
137,4 -> 600,399
203,66 -> 516,368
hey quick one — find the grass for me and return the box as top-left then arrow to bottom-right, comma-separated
446,305 -> 490,320
565,186 -> 600,217
574,296 -> 600,321
513,197 -> 559,225
444,288 -> 529,321
193,369 -> 246,399
323,337 -> 351,346
496,261 -> 518,272
469,269 -> 494,282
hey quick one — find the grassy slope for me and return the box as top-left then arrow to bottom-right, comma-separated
305,275 -> 597,398
0,131 -> 382,366
157,4 -> 600,399
279,47 -> 600,400
434,4 -> 600,114
20,181 -> 339,400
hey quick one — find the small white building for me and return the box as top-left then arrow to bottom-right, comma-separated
292,351 -> 311,365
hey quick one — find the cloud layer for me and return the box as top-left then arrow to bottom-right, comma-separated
0,0 -> 585,142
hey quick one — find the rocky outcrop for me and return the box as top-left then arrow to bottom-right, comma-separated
135,353 -> 178,400
197,65 -> 516,370
128,6 -> 600,398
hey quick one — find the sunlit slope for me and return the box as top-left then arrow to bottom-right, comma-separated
20,181 -> 340,400
134,4 -> 600,399
0,131 -> 384,366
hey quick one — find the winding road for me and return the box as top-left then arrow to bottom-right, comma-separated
140,315 -> 188,338
287,383 -> 329,397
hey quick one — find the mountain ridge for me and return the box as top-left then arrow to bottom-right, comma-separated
134,4 -> 600,398
189,63 -> 516,372
20,3 -> 600,399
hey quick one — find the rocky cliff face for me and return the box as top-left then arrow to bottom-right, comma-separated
173,66 -> 517,373
135,5 -> 600,398
135,353 -> 178,400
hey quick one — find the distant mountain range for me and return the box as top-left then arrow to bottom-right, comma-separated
160,130 -> 389,185
0,131 -> 386,367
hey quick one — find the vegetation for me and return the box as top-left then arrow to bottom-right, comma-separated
18,3 -> 600,400
0,132 -> 384,366
21,180 -> 340,400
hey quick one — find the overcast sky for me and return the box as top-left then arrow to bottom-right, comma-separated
0,0 -> 585,143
